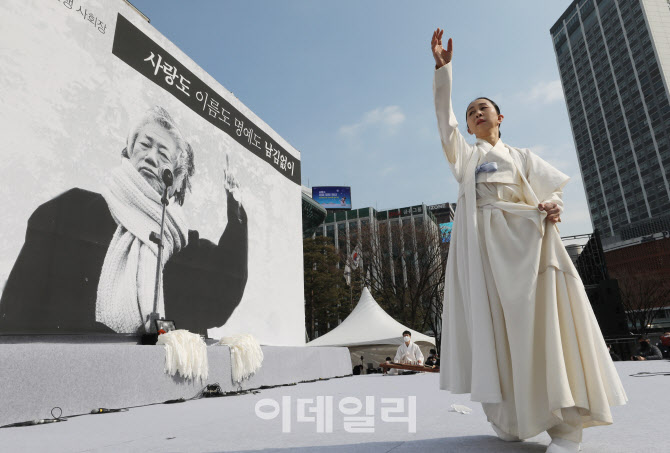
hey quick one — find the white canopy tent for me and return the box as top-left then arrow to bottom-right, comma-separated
307,288 -> 436,372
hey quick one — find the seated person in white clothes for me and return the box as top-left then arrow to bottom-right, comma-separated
394,330 -> 424,365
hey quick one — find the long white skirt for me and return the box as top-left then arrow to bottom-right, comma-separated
476,203 -> 627,439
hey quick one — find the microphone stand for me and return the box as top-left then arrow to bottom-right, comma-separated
147,175 -> 172,334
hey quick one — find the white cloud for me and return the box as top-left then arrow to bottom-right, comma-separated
339,105 -> 405,137
524,80 -> 564,104
527,143 -> 577,173
380,166 -> 396,176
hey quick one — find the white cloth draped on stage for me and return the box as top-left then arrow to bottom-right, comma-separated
217,334 -> 264,383
157,329 -> 209,381
433,62 -> 627,439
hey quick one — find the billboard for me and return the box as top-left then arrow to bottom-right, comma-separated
312,186 -> 352,210
440,223 -> 453,243
0,0 -> 304,344
401,205 -> 423,216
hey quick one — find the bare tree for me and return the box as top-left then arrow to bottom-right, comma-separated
618,276 -> 670,334
304,237 -> 350,341
341,218 -> 449,348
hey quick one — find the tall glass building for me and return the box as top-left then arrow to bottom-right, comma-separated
550,0 -> 670,249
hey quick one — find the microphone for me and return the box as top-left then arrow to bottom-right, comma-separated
161,167 -> 174,187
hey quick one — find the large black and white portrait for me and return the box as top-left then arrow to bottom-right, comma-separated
0,106 -> 248,335
0,1 -> 304,344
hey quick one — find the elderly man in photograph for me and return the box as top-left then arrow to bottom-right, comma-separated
0,106 -> 248,335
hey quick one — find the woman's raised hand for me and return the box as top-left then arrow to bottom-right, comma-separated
431,28 -> 453,69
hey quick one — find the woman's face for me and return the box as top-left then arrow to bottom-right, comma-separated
466,98 -> 503,138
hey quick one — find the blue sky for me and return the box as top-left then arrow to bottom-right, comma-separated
131,0 -> 592,236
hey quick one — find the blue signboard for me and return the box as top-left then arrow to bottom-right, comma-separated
440,222 -> 453,243
312,186 -> 352,210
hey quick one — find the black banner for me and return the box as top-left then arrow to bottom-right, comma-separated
112,13 -> 301,185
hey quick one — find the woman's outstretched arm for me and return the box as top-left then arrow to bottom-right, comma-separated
432,29 -> 472,181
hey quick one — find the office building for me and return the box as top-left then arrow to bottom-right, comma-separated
550,0 -> 670,249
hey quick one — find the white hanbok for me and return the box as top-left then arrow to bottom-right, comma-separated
394,341 -> 425,365
433,62 -> 627,439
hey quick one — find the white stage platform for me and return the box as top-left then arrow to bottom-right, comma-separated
0,360 -> 667,452
0,339 -> 351,427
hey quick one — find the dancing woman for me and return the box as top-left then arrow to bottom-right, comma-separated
431,28 -> 627,453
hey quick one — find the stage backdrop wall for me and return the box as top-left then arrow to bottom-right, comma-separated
0,0 -> 304,345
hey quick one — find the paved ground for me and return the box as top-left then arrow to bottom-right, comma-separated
0,361 -> 667,453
